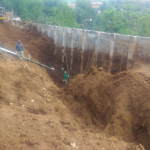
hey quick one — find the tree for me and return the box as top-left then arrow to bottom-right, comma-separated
123,4 -> 137,35
43,0 -> 62,15
139,14 -> 150,37
114,12 -> 130,34
94,13 -> 109,32
1,0 -> 14,10
49,4 -> 79,28
103,9 -> 116,33
74,0 -> 97,29
100,1 -> 111,12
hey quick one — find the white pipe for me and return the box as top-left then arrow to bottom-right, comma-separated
0,47 -> 55,71
0,47 -> 17,56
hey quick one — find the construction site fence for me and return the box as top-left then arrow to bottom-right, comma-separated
13,21 -> 150,73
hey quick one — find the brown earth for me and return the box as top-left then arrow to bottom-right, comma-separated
0,23 -> 65,87
0,52 -> 143,150
0,22 -> 149,150
64,64 -> 150,150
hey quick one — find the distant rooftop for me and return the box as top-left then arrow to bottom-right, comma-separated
92,2 -> 103,9
68,2 -> 103,9
68,4 -> 76,9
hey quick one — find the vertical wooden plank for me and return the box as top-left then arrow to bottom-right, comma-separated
126,36 -> 135,70
81,50 -> 83,74
108,33 -> 115,73
37,24 -> 40,32
70,28 -> 76,70
62,27 -> 66,63
95,31 -> 98,68
41,24 -> 44,34
54,26 -> 58,55
81,30 -> 86,74
48,25 -> 51,37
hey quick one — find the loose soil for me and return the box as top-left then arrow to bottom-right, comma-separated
65,64 -> 150,150
0,22 -> 149,150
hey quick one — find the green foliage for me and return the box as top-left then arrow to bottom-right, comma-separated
139,14 -> 150,37
1,0 -> 14,10
74,0 -> 97,25
1,0 -> 44,22
100,1 -> 111,12
43,0 -> 61,15
49,4 -> 79,28
1,0 -> 150,37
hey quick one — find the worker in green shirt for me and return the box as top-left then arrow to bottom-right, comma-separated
64,71 -> 69,84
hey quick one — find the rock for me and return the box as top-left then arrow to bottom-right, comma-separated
24,64 -> 28,68
70,142 -> 78,149
19,134 -> 27,137
43,87 -> 46,91
46,99 -> 50,103
20,138 -> 37,146
139,144 -> 145,150
98,67 -> 103,72
9,103 -> 13,106
31,100 -> 35,103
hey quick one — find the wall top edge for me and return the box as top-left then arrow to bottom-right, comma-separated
32,23 -> 150,39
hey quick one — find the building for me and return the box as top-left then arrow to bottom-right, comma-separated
68,2 -> 103,12
92,2 -> 103,9
6,11 -> 14,21
68,4 -> 76,9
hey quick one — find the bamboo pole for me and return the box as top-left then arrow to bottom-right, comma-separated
84,51 -> 96,75
65,48 -> 69,80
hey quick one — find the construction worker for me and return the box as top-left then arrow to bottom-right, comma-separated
64,71 -> 69,84
15,40 -> 25,59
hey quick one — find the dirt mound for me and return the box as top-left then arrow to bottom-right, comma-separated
0,23 -> 55,64
0,23 -> 147,150
0,50 -> 142,149
64,65 -> 150,150
0,23 -> 65,87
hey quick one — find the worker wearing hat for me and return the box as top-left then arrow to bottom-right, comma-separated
64,71 -> 69,84
15,40 -> 25,59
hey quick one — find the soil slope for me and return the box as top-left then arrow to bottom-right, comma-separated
65,65 -> 150,150
0,52 -> 142,150
0,22 -> 148,150
0,23 -> 55,64
0,23 -> 65,87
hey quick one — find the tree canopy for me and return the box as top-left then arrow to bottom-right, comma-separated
1,0 -> 150,37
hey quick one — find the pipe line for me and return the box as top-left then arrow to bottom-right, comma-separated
0,47 -> 55,71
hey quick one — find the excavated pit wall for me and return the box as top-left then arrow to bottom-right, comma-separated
14,21 -> 150,75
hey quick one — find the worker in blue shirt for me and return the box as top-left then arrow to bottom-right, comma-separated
15,40 -> 25,59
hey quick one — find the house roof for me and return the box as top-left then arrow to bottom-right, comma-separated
68,2 -> 103,9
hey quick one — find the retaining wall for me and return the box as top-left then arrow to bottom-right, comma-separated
14,21 -> 150,74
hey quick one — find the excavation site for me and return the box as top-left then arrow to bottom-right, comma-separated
0,22 -> 150,150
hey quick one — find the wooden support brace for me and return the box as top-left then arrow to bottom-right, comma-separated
62,47 -> 65,63
62,28 -> 66,63
95,31 -> 98,68
108,34 -> 115,73
41,24 -> 44,34
80,30 -> 87,74
70,29 -> 76,70
70,48 -> 73,70
80,50 -> 84,74
54,26 -> 58,55
48,25 -> 51,37
126,36 -> 135,71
